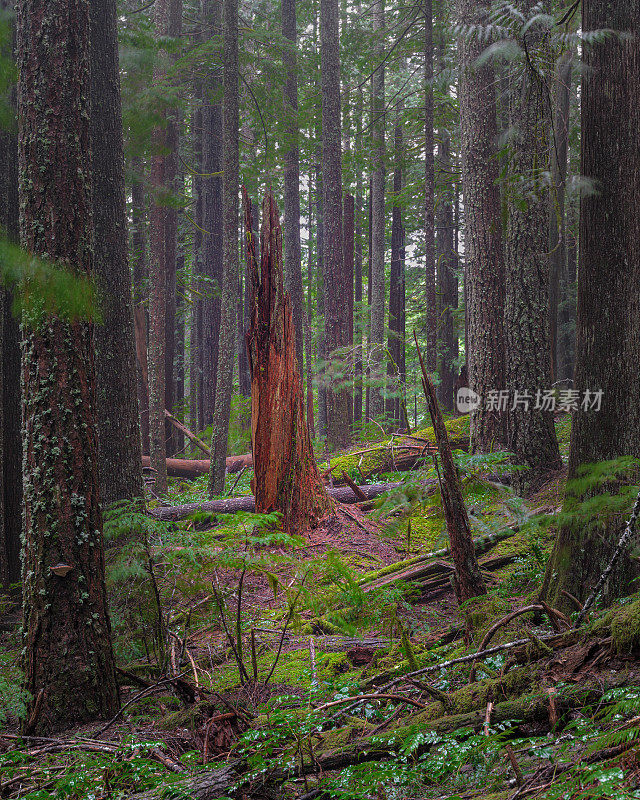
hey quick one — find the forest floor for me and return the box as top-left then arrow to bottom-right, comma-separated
1,413 -> 640,799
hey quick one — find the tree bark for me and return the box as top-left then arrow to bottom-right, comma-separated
209,0 -> 239,494
369,0 -> 385,419
542,2 -> 640,608
190,105 -> 202,440
17,0 -> 119,731
320,0 -> 351,448
90,0 -> 144,506
148,0 -> 170,494
0,0 -> 22,588
424,0 -> 436,372
131,156 -> 150,456
246,191 -> 331,532
282,0 -> 304,379
353,86 -> 364,426
201,0 -> 223,428
435,64 -> 458,414
505,4 -> 561,491
456,0 -> 506,452
386,100 -> 405,425
548,51 -> 572,384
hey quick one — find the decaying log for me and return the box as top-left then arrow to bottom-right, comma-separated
415,333 -> 486,603
142,454 -> 251,479
148,481 -> 401,522
245,190 -> 330,532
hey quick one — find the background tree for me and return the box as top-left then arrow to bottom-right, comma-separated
209,0 -> 239,494
17,0 -> 119,732
90,0 -> 144,507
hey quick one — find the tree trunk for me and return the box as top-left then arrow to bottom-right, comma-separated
282,0 -> 304,379
209,0 -> 239,494
353,87 -> 364,426
131,156 -> 150,456
548,51 -> 572,384
190,105 -> 202,440
90,0 -> 143,506
0,0 -> 22,588
369,0 -> 385,419
435,65 -> 458,414
505,4 -> 561,491
320,0 -> 351,448
424,0 -> 436,372
456,0 -> 506,452
343,192 -> 355,429
246,191 -> 331,532
542,2 -> 640,608
17,0 -> 119,731
386,99 -> 404,425
201,0 -> 223,428
148,0 -> 170,494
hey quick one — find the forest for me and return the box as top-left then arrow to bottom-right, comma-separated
0,0 -> 639,797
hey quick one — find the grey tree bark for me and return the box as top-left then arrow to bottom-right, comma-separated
282,0 -> 304,378
209,0 -> 239,494
90,0 -> 144,506
457,0 -> 506,453
542,2 -> 640,608
320,0 -> 351,447
201,0 -> 223,428
505,6 -> 561,490
424,0 -> 435,372
369,0 -> 386,420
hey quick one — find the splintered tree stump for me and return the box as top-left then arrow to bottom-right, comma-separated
245,189 -> 331,532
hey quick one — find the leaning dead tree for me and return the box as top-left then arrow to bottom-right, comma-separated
245,189 -> 331,531
415,333 -> 486,604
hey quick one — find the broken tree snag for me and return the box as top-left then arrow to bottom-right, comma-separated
245,189 -> 331,532
414,332 -> 487,604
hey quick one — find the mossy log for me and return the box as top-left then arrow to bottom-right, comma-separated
148,481 -> 402,521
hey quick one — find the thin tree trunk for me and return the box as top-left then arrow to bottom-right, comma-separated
17,0 -> 119,731
424,0 -> 436,371
201,0 -> 223,427
387,99 -> 404,425
131,156 -> 150,456
542,2 -> 640,608
435,62 -> 458,414
353,87 -> 364,426
282,0 -> 304,378
343,192 -> 354,430
190,106 -> 202,440
548,51 -> 572,384
457,0 -> 506,452
246,191 -> 331,532
209,0 -> 239,494
90,0 -> 144,506
175,253 -> 185,452
369,0 -> 385,419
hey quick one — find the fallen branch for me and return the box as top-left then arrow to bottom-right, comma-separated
164,410 -> 211,456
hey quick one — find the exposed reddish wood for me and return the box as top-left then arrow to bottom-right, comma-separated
148,481 -> 400,521
341,471 -> 367,501
245,189 -> 331,532
415,332 -> 487,604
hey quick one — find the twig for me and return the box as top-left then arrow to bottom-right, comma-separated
211,582 -> 250,684
264,577 -> 307,685
314,692 -> 426,713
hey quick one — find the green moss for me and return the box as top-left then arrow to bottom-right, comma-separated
465,596 -> 512,637
611,596 -> 640,654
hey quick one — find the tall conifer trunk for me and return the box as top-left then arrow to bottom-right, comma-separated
17,0 -> 119,732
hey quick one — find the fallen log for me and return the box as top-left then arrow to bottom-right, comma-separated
148,481 -> 403,522
141,437 -> 469,483
142,454 -> 251,480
